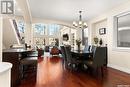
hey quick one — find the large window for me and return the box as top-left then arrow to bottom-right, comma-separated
33,23 -> 61,47
33,37 -> 45,48
33,23 -> 46,35
116,12 -> 130,47
48,24 -> 60,35
17,20 -> 25,33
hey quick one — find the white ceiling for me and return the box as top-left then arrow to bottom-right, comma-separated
28,0 -> 128,23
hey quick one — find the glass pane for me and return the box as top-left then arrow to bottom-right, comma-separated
48,24 -> 60,35
34,23 -> 45,35
117,13 -> 130,47
17,20 -> 24,33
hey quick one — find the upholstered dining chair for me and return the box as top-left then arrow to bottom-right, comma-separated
60,46 -> 66,61
50,46 -> 59,56
64,46 -> 81,71
83,47 -> 107,77
84,45 -> 91,52
44,46 -> 50,52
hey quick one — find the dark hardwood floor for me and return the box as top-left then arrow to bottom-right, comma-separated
18,56 -> 130,87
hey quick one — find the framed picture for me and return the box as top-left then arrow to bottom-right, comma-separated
63,34 -> 69,41
99,28 -> 106,35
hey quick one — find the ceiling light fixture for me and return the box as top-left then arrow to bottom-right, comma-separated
73,11 -> 88,29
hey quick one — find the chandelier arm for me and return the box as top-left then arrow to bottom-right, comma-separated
73,11 -> 88,29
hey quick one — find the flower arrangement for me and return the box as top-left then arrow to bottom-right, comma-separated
76,38 -> 82,51
76,39 -> 81,45
93,37 -> 99,45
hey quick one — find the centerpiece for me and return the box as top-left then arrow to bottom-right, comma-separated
93,37 -> 99,46
76,39 -> 82,51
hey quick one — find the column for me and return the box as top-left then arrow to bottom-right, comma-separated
0,16 -> 2,62
24,22 -> 32,45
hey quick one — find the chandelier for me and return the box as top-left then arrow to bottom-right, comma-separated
73,11 -> 88,29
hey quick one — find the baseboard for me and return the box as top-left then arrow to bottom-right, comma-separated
108,64 -> 130,74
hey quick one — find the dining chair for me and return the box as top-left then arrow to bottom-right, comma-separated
60,46 -> 67,68
84,45 -> 91,52
60,46 -> 66,61
50,46 -> 59,56
44,46 -> 50,52
64,46 -> 81,71
83,47 -> 107,77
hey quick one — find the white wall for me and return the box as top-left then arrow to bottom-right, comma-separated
92,19 -> 107,46
60,26 -> 71,45
0,16 -> 2,62
32,18 -> 72,27
3,18 -> 19,48
88,0 -> 130,73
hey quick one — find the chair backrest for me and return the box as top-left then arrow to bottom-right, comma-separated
60,46 -> 66,60
93,47 -> 107,67
91,45 -> 95,53
64,46 -> 72,62
37,49 -> 44,57
84,45 -> 91,52
44,46 -> 49,52
50,47 -> 59,55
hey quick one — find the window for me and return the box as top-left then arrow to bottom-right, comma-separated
33,23 -> 60,47
48,24 -> 60,35
17,20 -> 24,33
34,23 -> 46,35
34,37 -> 45,48
116,12 -> 130,47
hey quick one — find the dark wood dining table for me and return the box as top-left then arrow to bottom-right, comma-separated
71,50 -> 91,54
71,50 -> 92,60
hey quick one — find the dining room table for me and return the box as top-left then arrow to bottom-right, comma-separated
71,50 -> 93,70
71,50 -> 93,60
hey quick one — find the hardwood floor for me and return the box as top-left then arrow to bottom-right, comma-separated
18,56 -> 130,87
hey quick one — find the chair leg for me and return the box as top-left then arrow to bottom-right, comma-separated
20,64 -> 24,79
101,66 -> 104,77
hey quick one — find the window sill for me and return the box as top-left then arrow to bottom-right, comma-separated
112,47 -> 130,52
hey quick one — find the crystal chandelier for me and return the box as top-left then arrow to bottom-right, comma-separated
73,11 -> 88,29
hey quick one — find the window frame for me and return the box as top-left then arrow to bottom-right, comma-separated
33,23 -> 46,35
113,11 -> 130,52
48,24 -> 60,36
